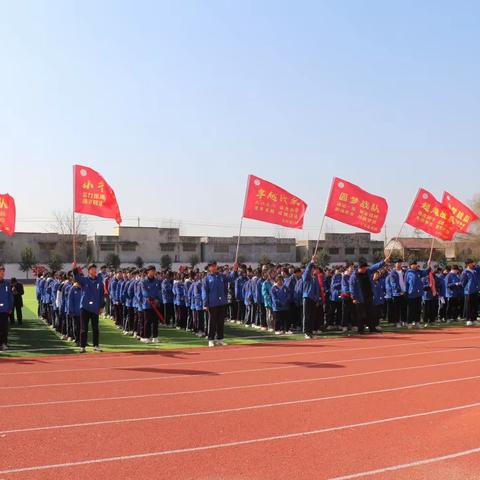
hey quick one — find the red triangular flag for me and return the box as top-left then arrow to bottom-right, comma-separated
324,177 -> 388,234
0,193 -> 16,236
405,188 -> 456,241
442,191 -> 479,234
242,175 -> 307,229
74,165 -> 122,224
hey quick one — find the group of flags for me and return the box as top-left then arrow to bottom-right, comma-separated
241,174 -> 479,243
0,168 -> 478,249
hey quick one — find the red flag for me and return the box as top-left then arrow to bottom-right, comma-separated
324,178 -> 388,234
442,191 -> 479,234
242,175 -> 307,229
74,165 -> 122,224
0,194 -> 16,236
405,188 -> 456,241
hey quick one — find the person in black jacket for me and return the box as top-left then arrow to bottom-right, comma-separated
10,278 -> 24,326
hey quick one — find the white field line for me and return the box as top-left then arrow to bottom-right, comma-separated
2,356 -> 480,410
2,373 -> 480,436
1,402 -> 480,475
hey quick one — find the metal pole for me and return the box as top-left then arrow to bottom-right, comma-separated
72,165 -> 77,264
428,236 -> 435,263
235,175 -> 250,264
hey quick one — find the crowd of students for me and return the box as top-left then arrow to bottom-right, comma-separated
1,255 -> 479,353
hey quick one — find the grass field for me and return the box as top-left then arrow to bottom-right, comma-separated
1,286 -> 468,358
2,286 -> 307,357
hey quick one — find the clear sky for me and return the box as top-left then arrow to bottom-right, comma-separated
1,0 -> 479,240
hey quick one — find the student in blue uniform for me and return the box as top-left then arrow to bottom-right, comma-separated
243,269 -> 254,326
371,270 -> 386,327
341,263 -> 355,332
271,275 -> 289,334
445,265 -> 463,321
302,256 -> 322,339
389,260 -> 408,328
162,272 -> 175,327
405,260 -> 431,328
68,280 -> 82,346
141,265 -> 162,343
202,260 -> 237,347
349,259 -> 385,334
262,272 -> 274,331
173,273 -> 187,330
461,259 -> 480,326
327,267 -> 343,330
73,264 -> 105,353
0,265 -> 13,351
235,269 -> 248,323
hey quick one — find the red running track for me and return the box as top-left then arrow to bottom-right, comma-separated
1,328 -> 480,479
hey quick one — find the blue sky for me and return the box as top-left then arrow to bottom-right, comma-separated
1,0 -> 478,240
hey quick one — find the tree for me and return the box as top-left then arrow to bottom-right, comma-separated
48,251 -> 63,272
161,254 -> 172,270
189,254 -> 200,268
104,253 -> 121,270
258,255 -> 271,265
19,246 -> 37,279
317,251 -> 331,268
48,210 -> 89,235
134,256 -> 144,268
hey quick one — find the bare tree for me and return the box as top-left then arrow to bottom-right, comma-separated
47,210 -> 89,235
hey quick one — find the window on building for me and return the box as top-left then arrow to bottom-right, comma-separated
345,247 -> 355,255
373,248 -> 384,256
121,244 -> 137,252
100,244 -> 115,252
182,243 -> 197,252
360,248 -> 370,254
328,248 -> 339,255
160,243 -> 175,252
213,244 -> 229,253
276,244 -> 291,253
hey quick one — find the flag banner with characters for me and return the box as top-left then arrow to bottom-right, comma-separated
73,165 -> 122,224
324,177 -> 388,234
0,193 -> 16,236
242,175 -> 307,229
406,188 -> 457,241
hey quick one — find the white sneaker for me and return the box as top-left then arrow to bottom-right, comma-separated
123,331 -> 129,335
217,340 -> 226,346
1,343 -> 8,351
396,323 -> 402,328
93,347 -> 102,353
79,347 -> 86,353
341,327 -> 348,333
151,337 -> 160,343
268,328 -> 274,332
407,324 -> 413,329
466,321 -> 473,326
275,331 -> 281,335
285,331 -> 293,335
304,334 -> 313,339
67,337 -> 73,342
208,340 -> 215,347
140,338 -> 150,343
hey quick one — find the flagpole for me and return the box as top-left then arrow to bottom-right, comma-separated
234,175 -> 250,264
386,221 -> 406,261
72,165 -> 77,264
428,236 -> 435,264
313,177 -> 335,257
313,215 -> 326,257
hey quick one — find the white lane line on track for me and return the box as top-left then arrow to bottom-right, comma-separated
2,356 -> 480,410
1,401 -> 480,475
326,447 -> 480,479
2,373 -> 480,435
0,344 -> 477,390
5,330 -> 478,368
3,332 -> 480,377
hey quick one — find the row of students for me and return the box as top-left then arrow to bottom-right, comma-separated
30,256 -> 480,353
